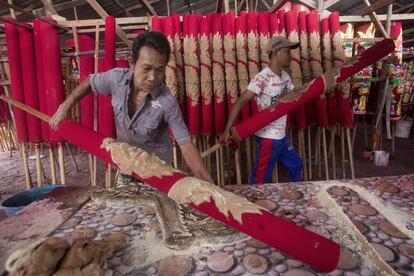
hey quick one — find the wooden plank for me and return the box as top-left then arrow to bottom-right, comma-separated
0,186 -> 95,273
86,0 -> 132,48
137,0 -> 157,16
59,17 -> 149,28
357,0 -> 397,16
269,0 -> 289,13
340,13 -> 414,22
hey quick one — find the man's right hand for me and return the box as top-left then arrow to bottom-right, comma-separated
49,103 -> 68,130
221,127 -> 241,145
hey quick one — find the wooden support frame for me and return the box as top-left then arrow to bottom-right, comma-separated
324,0 -> 340,9
340,13 -> 414,22
86,0 -> 132,48
362,0 -> 389,39
216,0 -> 223,13
299,0 -> 317,10
357,0 -> 397,16
137,0 -> 157,16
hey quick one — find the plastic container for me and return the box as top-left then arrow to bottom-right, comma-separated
1,185 -> 64,217
395,118 -> 413,138
372,150 -> 389,167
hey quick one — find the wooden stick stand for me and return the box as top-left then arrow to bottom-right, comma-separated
58,142 -> 66,185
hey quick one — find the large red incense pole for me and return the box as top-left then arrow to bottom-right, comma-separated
258,11 -> 270,69
78,34 -> 95,130
99,16 -> 116,137
233,39 -> 395,140
235,14 -> 250,121
18,24 -> 42,143
212,13 -> 227,135
329,12 -> 353,128
199,15 -> 213,136
0,95 -> 340,273
33,20 -> 50,141
183,14 -> 202,137
38,18 -> 66,185
246,12 -> 260,115
223,12 -> 239,118
18,23 -> 44,187
4,22 -> 28,143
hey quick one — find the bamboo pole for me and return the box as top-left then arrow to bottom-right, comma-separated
322,128 -> 329,180
35,143 -> 43,187
330,125 -> 337,179
21,142 -> 32,189
49,143 -> 57,184
307,126 -> 312,180
58,142 -> 66,185
346,128 -> 355,179
341,127 -> 346,179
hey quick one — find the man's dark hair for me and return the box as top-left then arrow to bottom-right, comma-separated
131,31 -> 171,64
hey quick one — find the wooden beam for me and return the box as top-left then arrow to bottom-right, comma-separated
125,0 -> 160,12
112,0 -> 133,17
216,0 -> 223,13
59,17 -> 149,28
269,0 -> 289,13
403,26 -> 414,35
324,0 -> 340,9
386,4 -> 392,36
40,0 -> 59,16
362,0 -> 388,39
317,0 -> 323,12
137,0 -> 157,16
340,13 -> 414,22
394,2 -> 414,13
86,0 -> 132,48
357,0 -> 397,16
260,0 -> 271,10
299,0 -> 317,10
403,38 -> 414,45
33,0 -> 87,16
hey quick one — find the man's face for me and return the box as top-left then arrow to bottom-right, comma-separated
131,46 -> 167,93
274,47 -> 292,67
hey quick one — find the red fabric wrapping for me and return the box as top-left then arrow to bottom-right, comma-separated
199,15 -> 214,135
172,14 -> 186,117
329,12 -> 353,127
98,16 -> 116,137
33,20 -> 50,140
183,14 -> 202,136
212,13 -> 227,135
5,21 -> 28,142
277,10 -> 286,37
38,18 -> 65,142
116,59 -> 129,68
299,11 -> 314,124
307,11 -> 328,128
269,12 -> 279,36
246,12 -> 260,115
78,34 -> 95,130
18,24 -> 42,142
234,39 -> 395,140
321,17 -> 337,126
286,10 -> 306,130
223,12 -> 239,123
258,12 -> 270,69
235,14 -> 251,120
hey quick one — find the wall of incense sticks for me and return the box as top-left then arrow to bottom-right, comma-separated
0,2 -> 406,188
150,7 -> 356,184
